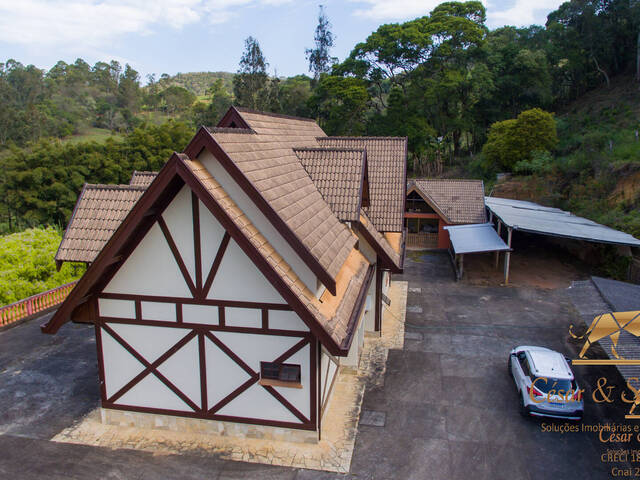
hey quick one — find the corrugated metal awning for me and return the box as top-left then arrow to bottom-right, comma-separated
485,197 -> 640,247
444,223 -> 510,255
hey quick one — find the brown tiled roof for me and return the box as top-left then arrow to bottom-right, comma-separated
358,210 -> 402,270
55,184 -> 146,264
317,137 -> 407,232
233,108 -> 325,140
208,126 -> 355,282
409,179 -> 486,224
183,159 -> 371,349
294,147 -> 365,223
46,154 -> 372,353
129,171 -> 158,187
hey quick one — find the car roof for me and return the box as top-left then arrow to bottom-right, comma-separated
526,349 -> 573,379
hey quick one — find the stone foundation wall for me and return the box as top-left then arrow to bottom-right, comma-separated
100,408 -> 319,444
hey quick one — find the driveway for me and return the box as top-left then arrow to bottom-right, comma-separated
0,252 -> 630,479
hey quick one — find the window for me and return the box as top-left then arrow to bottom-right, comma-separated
518,352 -> 530,377
259,362 -> 302,388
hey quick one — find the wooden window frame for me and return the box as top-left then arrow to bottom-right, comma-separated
259,361 -> 302,389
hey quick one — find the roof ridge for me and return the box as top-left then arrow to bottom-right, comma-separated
319,136 -> 407,140
293,147 -> 366,153
85,184 -> 148,191
206,126 -> 256,134
412,178 -> 483,182
233,106 -> 317,123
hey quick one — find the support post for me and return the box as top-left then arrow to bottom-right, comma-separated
459,254 -> 464,280
504,227 -> 513,285
495,220 -> 502,269
374,264 -> 382,333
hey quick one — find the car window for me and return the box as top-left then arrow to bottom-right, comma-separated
532,377 -> 572,394
517,352 -> 531,377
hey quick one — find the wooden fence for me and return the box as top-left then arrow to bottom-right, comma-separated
0,281 -> 78,328
406,232 -> 438,249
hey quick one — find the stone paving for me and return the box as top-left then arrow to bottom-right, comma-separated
51,281 -> 408,473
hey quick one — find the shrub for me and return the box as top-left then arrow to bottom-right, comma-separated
0,227 -> 85,305
482,108 -> 558,171
513,150 -> 554,175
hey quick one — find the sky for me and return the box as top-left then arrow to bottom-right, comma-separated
0,0 -> 566,80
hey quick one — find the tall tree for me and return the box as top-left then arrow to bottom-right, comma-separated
305,5 -> 336,80
233,36 -> 269,110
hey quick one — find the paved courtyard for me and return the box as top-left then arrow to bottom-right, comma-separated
0,251 -> 632,479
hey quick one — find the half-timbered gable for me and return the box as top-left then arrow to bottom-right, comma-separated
46,107 -> 407,440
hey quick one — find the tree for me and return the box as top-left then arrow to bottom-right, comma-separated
482,108 -> 558,171
308,76 -> 370,135
305,5 -> 336,80
156,86 -> 196,114
118,64 -> 141,112
233,36 -> 269,110
279,75 -> 313,117
192,79 -> 233,126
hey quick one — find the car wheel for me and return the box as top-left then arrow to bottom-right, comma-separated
508,356 -> 513,378
519,394 -> 529,417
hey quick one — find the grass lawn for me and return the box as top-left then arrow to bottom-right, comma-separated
61,127 -> 123,145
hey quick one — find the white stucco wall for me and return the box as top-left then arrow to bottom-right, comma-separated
269,310 -> 309,332
199,150 -> 318,293
210,331 -> 311,422
103,222 -> 192,298
209,240 -> 284,304
320,350 -> 338,412
356,233 -> 377,332
182,304 -> 219,325
141,301 -> 176,322
98,298 -> 135,319
102,323 -> 198,412
162,186 -> 196,281
340,307 -> 366,367
382,271 -> 390,296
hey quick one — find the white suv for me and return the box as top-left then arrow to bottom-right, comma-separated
509,346 -> 584,421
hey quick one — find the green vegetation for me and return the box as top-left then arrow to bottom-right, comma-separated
483,109 -> 558,171
153,72 -> 234,97
1,0 -> 640,290
0,227 -> 85,305
0,121 -> 194,230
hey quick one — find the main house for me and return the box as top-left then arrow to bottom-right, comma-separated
43,107 -> 406,441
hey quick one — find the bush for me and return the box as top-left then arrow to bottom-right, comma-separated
0,227 -> 85,305
513,150 -> 554,175
482,108 -> 558,171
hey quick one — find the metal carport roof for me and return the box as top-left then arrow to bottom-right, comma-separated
485,197 -> 640,247
443,223 -> 511,282
443,223 -> 510,254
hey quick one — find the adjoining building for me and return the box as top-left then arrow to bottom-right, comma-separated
43,107 -> 406,442
405,179 -> 486,249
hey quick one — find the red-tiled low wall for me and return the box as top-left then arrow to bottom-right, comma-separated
0,281 -> 78,328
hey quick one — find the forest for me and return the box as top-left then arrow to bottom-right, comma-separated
0,0 -> 639,300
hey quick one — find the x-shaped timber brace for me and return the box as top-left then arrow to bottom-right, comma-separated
97,321 -> 314,426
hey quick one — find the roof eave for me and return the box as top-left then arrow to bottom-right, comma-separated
356,220 -> 403,273
337,264 -> 375,355
42,154 -> 186,335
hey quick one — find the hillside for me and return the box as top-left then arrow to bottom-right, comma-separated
156,71 -> 234,96
486,75 -> 640,277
